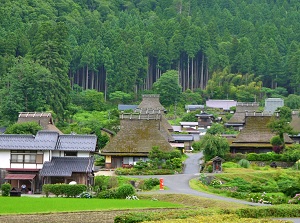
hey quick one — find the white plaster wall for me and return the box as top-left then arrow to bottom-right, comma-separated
77,152 -> 90,157
0,150 -> 11,168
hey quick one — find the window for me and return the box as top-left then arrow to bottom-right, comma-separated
64,151 -> 77,157
11,150 -> 41,163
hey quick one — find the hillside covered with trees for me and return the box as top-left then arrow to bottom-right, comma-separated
1,0 -> 300,127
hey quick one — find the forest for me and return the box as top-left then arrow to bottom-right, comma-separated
1,0 -> 300,131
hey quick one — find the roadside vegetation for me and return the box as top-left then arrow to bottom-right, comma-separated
190,163 -> 300,205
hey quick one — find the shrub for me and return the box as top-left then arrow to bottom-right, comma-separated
1,183 -> 11,196
246,153 -> 258,161
238,159 -> 250,168
117,184 -> 135,198
222,162 -> 239,168
97,188 -> 118,199
207,165 -> 213,173
42,184 -> 52,197
142,178 -> 160,190
94,175 -> 109,191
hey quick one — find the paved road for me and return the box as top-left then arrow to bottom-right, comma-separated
135,152 -> 266,206
134,152 -> 300,222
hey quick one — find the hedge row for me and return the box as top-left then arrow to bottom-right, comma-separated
42,184 -> 87,197
224,152 -> 299,162
115,168 -> 175,175
114,206 -> 300,223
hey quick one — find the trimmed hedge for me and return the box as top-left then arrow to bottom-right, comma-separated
115,168 -> 175,175
42,184 -> 87,197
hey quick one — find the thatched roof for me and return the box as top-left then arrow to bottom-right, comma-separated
137,94 -> 165,111
232,116 -> 275,143
231,115 -> 293,146
101,118 -> 173,156
18,112 -> 62,134
227,103 -> 259,124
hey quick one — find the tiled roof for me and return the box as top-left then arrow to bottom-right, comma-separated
57,135 -> 97,151
172,134 -> 194,141
206,100 -> 237,110
118,104 -> 138,111
0,131 -> 97,151
0,131 -> 58,150
185,105 -> 204,110
40,157 -> 94,176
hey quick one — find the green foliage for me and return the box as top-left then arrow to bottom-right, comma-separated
109,91 -> 133,105
238,159 -> 250,168
5,122 -> 42,135
71,88 -> 106,111
94,155 -> 105,167
42,184 -> 87,197
116,184 -> 135,198
206,123 -> 225,135
199,134 -> 230,161
1,183 -> 11,196
224,153 -> 246,162
270,136 -> 283,146
152,70 -> 182,107
181,111 -> 198,122
141,178 -> 160,191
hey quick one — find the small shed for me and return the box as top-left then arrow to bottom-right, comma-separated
211,156 -> 224,172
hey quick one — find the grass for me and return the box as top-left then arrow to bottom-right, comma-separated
0,197 -> 182,214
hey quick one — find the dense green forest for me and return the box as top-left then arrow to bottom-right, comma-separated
1,0 -> 300,129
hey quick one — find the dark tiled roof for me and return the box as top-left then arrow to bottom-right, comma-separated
40,157 -> 94,176
118,105 -> 138,111
57,135 -> 97,151
185,105 -> 204,110
0,131 -> 97,151
0,131 -> 58,150
172,134 -> 194,141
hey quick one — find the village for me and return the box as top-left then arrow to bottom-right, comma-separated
0,94 -> 298,194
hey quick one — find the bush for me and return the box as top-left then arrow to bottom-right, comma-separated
238,159 -> 250,168
1,183 -> 11,196
117,184 -> 135,198
207,165 -> 213,173
97,188 -> 118,199
142,178 -> 160,190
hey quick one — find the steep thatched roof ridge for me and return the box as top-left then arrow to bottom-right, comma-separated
232,116 -> 275,143
101,119 -> 173,155
17,112 -> 63,134
137,94 -> 165,110
236,102 -> 259,112
227,112 -> 246,124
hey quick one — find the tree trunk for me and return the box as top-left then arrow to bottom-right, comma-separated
187,57 -> 190,90
200,53 -> 204,89
191,57 -> 194,91
86,64 -> 89,90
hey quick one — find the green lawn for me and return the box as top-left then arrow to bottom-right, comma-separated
0,197 -> 182,214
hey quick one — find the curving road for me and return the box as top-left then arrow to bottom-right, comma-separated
134,152 -> 267,206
